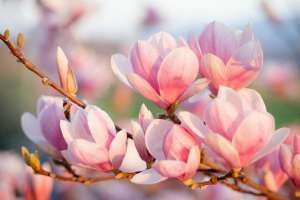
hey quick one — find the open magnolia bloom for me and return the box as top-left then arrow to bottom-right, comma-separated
279,130 -> 300,187
132,118 -> 202,184
60,105 -> 146,172
21,96 -> 70,159
111,32 -> 209,109
189,22 -> 263,94
178,87 -> 290,169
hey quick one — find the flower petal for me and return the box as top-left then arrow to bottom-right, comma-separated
250,128 -> 290,165
157,47 -> 199,104
21,112 -> 46,146
177,78 -> 209,102
205,132 -> 240,168
130,41 -> 160,89
226,41 -> 263,89
131,120 -> 151,161
183,146 -> 201,179
131,168 -> 168,184
238,88 -> 266,112
199,21 -> 238,63
279,144 -> 293,175
145,119 -> 173,160
111,54 -> 133,88
153,160 -> 187,178
39,103 -> 67,150
148,32 -> 177,53
200,54 -> 227,93
119,139 -> 147,173
60,120 -> 73,145
109,130 -> 127,168
233,111 -> 275,165
138,104 -> 153,130
177,111 -> 208,140
127,73 -> 167,108
68,139 -> 110,165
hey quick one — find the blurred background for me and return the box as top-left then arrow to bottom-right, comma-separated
0,0 -> 300,199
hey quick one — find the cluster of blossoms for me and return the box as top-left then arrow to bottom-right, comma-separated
15,21 -> 299,198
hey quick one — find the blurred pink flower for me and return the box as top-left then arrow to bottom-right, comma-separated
131,104 -> 154,162
21,96 -> 70,159
189,22 -> 263,94
132,118 -> 203,184
112,32 -> 208,109
142,6 -> 161,27
60,105 -> 146,172
279,126 -> 300,187
0,152 -> 53,200
262,63 -> 300,99
180,87 -> 289,169
255,149 -> 288,192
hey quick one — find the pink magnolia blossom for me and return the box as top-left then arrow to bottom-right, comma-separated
111,32 -> 209,109
189,22 -> 263,94
131,104 -> 154,161
179,87 -> 289,169
60,105 -> 146,172
279,127 -> 300,187
21,96 -> 70,159
132,118 -> 202,184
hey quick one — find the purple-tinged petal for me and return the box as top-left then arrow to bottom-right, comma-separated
138,104 -> 153,130
39,103 -> 67,150
145,119 -> 173,160
60,120 -> 73,145
177,78 -> 209,102
178,111 -> 208,140
119,139 -> 147,173
251,128 -> 290,165
131,120 -> 151,161
70,108 -> 93,141
205,132 -> 240,168
109,130 -> 127,168
153,160 -> 186,178
111,54 -> 133,88
188,33 -> 202,60
293,134 -> 300,155
279,145 -> 293,178
131,168 -> 168,184
37,96 -> 62,113
200,21 -> 238,63
157,47 -> 198,104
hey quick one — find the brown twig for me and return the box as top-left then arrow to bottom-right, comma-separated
0,33 -> 86,109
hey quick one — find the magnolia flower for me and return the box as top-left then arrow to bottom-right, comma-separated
179,87 -> 289,169
279,128 -> 300,187
189,22 -> 263,94
131,104 -> 154,161
60,105 -> 146,172
112,32 -> 208,109
21,96 -> 69,158
132,118 -> 202,184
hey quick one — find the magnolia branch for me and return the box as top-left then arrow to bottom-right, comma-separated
0,31 -> 288,200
